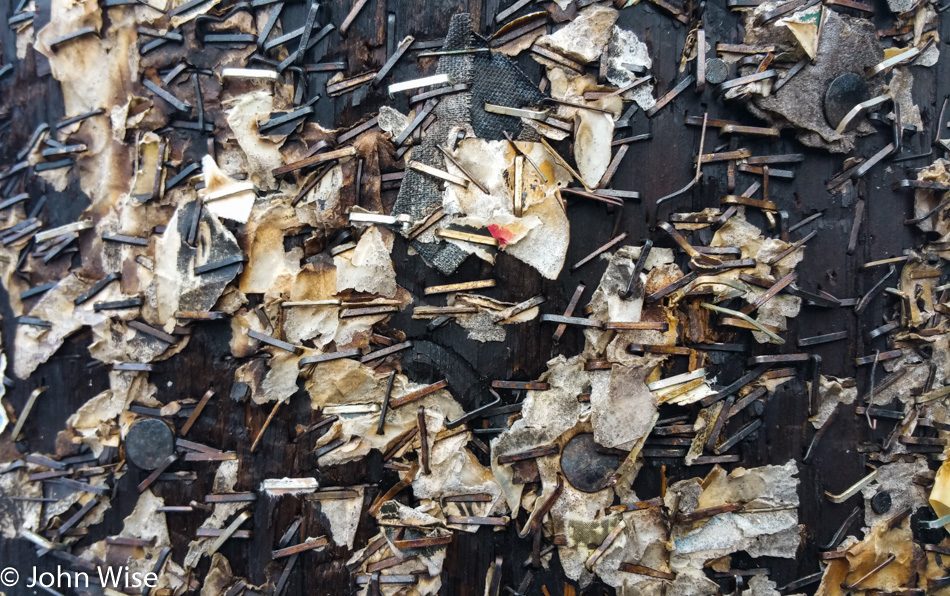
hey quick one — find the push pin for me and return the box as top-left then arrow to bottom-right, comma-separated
824,73 -> 869,131
559,433 -> 618,493
125,418 -> 175,470
704,59 -> 728,84
870,490 -> 892,514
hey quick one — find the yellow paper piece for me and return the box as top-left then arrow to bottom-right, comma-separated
930,459 -> 950,531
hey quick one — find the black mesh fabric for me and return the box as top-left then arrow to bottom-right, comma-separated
469,51 -> 546,140
393,13 -> 547,275
393,13 -> 475,221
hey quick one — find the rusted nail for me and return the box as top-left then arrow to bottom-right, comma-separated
585,520 -> 625,570
713,419 -> 762,454
519,474 -> 563,538
446,515 -> 509,526
377,371 -> 396,435
854,264 -> 896,314
728,386 -> 768,419
361,340 -> 412,363
205,492 -> 257,503
841,554 -> 896,590
853,349 -> 902,366
740,271 -> 797,314
825,468 -> 878,503
803,406 -> 837,464
390,379 -> 448,408
766,229 -> 816,266
444,389 -> 502,429
645,76 -> 695,118
676,503 -> 742,522
817,505 -> 862,551
250,400 -> 282,453
621,240 -> 653,299
541,314 -> 602,328
299,349 -> 362,367
705,396 -> 735,452
497,445 -> 559,465
137,454 -> 178,492
180,389 -> 215,436
418,407 -> 430,474
392,535 -> 452,549
797,330 -> 848,347
272,537 -> 329,559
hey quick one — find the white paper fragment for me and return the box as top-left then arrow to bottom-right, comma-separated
491,355 -> 590,516
14,274 -> 113,378
675,510 -> 800,557
669,461 -> 802,573
184,460 -> 249,568
606,27 -> 657,110
413,441 -> 506,532
334,226 -> 398,298
378,105 -> 410,138
668,569 -> 720,596
153,202 -> 244,329
0,462 -> 42,539
200,155 -> 256,223
778,4 -> 823,59
295,165 -> 345,230
319,486 -> 365,548
35,0 -> 139,212
441,138 -> 571,279
224,91 -> 285,190
260,477 -> 319,495
535,4 -> 619,64
68,371 -> 156,455
574,110 -> 614,187
16,21 -> 34,61
543,454 -> 615,585
590,364 -> 658,449
128,131 -> 162,200
888,67 -> 924,130
80,490 -> 170,588
742,574 -> 784,596
238,203 -> 303,296
116,489 -> 170,546
202,554 -> 237,596
307,359 -> 464,466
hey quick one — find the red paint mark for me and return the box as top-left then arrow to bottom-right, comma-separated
488,224 -> 514,247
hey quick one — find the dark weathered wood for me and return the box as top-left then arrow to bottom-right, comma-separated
0,0 -> 945,594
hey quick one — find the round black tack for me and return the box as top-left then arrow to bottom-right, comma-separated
125,418 -> 174,470
560,433 -> 619,494
705,58 -> 729,85
824,72 -> 870,131
870,490 -> 892,514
